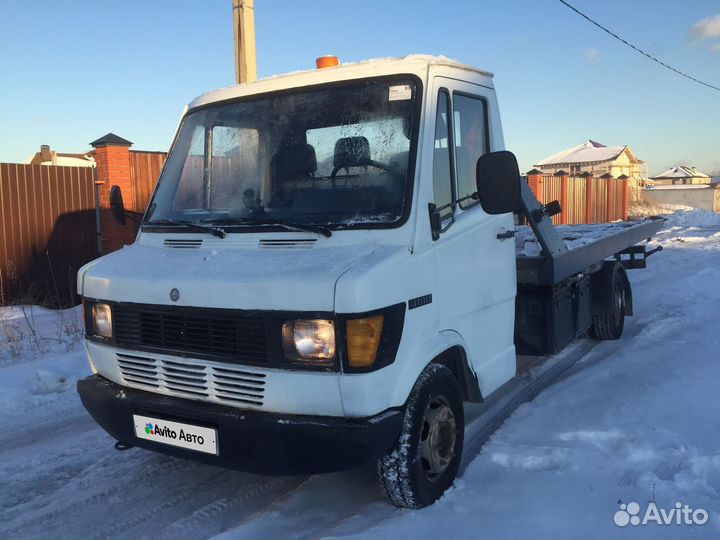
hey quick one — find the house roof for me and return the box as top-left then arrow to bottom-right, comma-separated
22,151 -> 95,167
535,140 -> 633,166
650,166 -> 711,180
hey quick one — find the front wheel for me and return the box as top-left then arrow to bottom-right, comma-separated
376,363 -> 464,508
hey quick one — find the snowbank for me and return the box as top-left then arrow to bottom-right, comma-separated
0,306 -> 88,421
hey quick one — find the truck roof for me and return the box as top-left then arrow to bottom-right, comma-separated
188,55 -> 495,110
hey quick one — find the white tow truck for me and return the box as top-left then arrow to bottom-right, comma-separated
77,55 -> 663,508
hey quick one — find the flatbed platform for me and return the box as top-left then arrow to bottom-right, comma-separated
515,181 -> 666,286
514,218 -> 665,285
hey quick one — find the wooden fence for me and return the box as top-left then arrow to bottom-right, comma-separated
0,163 -> 97,305
528,171 -> 628,225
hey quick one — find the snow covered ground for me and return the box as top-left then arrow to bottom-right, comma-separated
1,209 -> 719,539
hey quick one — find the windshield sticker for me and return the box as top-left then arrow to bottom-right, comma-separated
388,85 -> 412,101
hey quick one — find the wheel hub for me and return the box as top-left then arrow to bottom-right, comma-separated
614,286 -> 624,326
418,395 -> 456,481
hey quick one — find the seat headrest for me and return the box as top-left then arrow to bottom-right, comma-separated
273,144 -> 317,177
333,137 -> 371,168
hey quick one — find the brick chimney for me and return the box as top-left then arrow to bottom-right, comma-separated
40,144 -> 52,162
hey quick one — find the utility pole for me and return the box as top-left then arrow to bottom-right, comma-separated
233,0 -> 257,84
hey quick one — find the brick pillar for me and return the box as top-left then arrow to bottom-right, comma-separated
526,168 -> 544,203
90,133 -> 134,254
554,170 -> 569,224
581,172 -> 594,223
618,174 -> 629,221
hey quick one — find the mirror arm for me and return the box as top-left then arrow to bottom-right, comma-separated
429,192 -> 481,241
124,212 -> 143,225
433,192 -> 480,214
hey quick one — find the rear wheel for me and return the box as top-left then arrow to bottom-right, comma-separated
591,270 -> 627,340
376,363 -> 464,508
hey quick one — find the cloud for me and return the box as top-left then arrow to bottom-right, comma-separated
708,42 -> 720,53
585,48 -> 601,62
689,14 -> 720,42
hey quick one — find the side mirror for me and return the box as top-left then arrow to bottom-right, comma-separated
476,151 -> 521,215
109,185 -> 126,225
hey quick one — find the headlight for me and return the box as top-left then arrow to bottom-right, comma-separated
91,303 -> 113,339
282,319 -> 335,362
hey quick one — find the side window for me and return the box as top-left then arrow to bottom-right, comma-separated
432,91 -> 454,220
452,94 -> 488,209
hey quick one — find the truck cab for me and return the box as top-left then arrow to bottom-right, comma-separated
77,55 -> 651,509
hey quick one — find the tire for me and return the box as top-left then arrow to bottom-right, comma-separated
376,363 -> 464,508
592,277 -> 626,340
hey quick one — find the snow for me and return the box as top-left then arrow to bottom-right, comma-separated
651,166 -> 711,180
21,155 -> 95,167
2,209 -> 720,539
648,184 -> 711,190
0,306 -> 85,419
515,219 -> 662,257
190,55 -> 492,111
536,140 -> 627,166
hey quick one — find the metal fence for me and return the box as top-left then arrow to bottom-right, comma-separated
535,174 -> 627,225
0,163 -> 97,305
130,150 -> 166,214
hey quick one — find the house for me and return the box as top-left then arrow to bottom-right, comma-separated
534,140 -> 648,190
650,166 -> 711,186
23,144 -> 95,167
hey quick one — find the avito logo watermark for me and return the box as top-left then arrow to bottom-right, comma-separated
144,422 -> 205,445
614,500 -> 709,527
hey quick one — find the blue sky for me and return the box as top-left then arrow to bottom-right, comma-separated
1,0 -> 718,175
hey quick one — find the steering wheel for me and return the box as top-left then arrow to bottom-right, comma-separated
330,160 -> 401,186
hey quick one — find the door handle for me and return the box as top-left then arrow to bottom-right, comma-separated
496,229 -> 515,240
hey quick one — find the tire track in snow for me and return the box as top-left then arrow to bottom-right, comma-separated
2,429 -> 306,540
0,448 -> 194,538
150,475 -> 305,540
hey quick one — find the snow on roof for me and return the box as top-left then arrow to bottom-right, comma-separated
650,165 -> 711,180
535,140 -> 628,166
647,184 -> 710,190
190,55 -> 493,110
21,154 -> 95,167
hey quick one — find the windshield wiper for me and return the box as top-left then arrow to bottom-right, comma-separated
203,217 -> 332,238
144,219 -> 227,239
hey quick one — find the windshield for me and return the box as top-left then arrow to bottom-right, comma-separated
146,78 -> 419,230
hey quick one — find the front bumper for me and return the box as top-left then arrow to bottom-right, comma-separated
77,375 -> 404,474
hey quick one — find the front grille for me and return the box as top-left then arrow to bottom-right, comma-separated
163,239 -> 202,249
117,352 -> 266,406
113,304 -> 267,364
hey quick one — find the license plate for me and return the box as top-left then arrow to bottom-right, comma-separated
133,414 -> 218,455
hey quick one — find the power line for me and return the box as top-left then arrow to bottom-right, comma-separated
557,0 -> 720,92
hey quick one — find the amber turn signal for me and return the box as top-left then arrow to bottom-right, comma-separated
346,315 -> 384,368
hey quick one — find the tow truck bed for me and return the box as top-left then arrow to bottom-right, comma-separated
515,218 -> 666,285
511,181 -> 665,355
